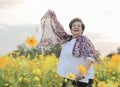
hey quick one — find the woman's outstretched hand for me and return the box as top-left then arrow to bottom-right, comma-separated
75,74 -> 84,81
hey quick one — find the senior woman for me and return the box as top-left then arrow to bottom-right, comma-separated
37,10 -> 98,87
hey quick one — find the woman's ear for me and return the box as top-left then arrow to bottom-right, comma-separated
70,29 -> 73,34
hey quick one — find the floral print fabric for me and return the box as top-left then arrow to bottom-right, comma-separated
39,10 -> 71,46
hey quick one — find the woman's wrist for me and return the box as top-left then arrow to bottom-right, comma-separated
79,74 -> 85,79
75,73 -> 85,81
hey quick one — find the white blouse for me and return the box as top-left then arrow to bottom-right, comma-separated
57,38 -> 95,83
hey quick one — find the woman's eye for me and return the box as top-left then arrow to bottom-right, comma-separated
72,25 -> 76,27
78,25 -> 80,27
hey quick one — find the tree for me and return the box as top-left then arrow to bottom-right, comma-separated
106,52 -> 115,58
11,43 -> 42,59
37,44 -> 62,58
16,43 -> 28,56
117,47 -> 120,54
96,50 -> 101,58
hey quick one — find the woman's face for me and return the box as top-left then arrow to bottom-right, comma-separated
71,21 -> 83,38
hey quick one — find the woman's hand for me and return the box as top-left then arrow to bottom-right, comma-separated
75,73 -> 84,81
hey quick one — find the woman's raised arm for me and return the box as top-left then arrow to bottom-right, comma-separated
37,10 -> 71,47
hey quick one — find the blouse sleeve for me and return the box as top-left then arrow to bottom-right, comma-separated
37,10 -> 71,47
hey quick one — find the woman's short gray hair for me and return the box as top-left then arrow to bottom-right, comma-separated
69,18 -> 85,32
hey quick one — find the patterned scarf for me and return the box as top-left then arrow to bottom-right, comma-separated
37,10 -> 97,61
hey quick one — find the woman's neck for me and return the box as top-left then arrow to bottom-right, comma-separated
72,34 -> 81,39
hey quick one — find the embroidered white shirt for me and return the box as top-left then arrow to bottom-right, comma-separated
57,38 -> 95,83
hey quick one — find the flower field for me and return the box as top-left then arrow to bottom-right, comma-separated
0,53 -> 120,87
0,54 -> 62,87
0,36 -> 120,87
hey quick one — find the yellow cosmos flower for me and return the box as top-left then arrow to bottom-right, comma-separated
20,55 -> 25,59
98,81 -> 105,87
109,62 -> 116,70
110,54 -> 120,63
32,68 -> 42,76
18,77 -> 23,82
64,78 -> 68,82
39,55 -> 45,60
77,65 -> 87,76
66,73 -> 76,80
5,83 -> 9,86
26,36 -> 38,48
55,74 -> 59,78
0,58 -> 8,68
34,76 -> 40,82
27,54 -> 31,59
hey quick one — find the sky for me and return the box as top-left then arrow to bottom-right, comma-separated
0,0 -> 120,57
